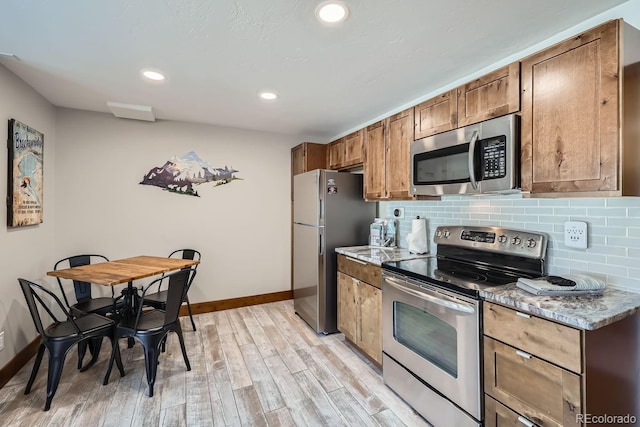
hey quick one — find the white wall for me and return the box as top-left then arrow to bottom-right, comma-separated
0,64 -> 56,366
54,108 -> 297,304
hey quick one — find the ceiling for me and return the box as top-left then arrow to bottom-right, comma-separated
0,0 -> 628,141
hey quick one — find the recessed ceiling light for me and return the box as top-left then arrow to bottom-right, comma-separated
315,1 -> 349,25
141,69 -> 166,82
259,91 -> 278,101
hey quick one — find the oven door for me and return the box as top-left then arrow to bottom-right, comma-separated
382,271 -> 481,420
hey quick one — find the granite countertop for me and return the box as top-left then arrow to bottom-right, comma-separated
335,246 -> 430,266
480,283 -> 640,330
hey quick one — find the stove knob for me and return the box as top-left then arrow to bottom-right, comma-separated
498,235 -> 508,243
435,230 -> 442,238
511,236 -> 521,245
443,230 -> 451,238
526,238 -> 537,248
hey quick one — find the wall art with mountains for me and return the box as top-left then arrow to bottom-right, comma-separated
140,151 -> 241,197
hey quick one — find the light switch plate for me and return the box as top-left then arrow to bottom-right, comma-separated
564,221 -> 588,249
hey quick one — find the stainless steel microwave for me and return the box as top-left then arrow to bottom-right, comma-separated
411,114 -> 520,196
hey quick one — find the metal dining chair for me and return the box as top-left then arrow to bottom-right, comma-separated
54,254 -> 126,370
18,278 -> 125,411
142,249 -> 200,331
103,268 -> 197,397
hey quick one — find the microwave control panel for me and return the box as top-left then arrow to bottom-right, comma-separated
480,136 -> 506,180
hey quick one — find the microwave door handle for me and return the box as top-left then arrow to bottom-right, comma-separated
468,130 -> 479,190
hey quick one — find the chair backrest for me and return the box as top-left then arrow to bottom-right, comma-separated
54,254 -> 110,305
139,268 -> 197,327
18,278 -> 78,338
169,249 -> 201,271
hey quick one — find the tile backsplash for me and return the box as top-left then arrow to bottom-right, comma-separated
382,195 -> 640,294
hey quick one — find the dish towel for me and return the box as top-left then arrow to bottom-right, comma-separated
517,275 -> 605,296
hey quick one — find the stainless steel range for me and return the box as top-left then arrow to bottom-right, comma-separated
382,225 -> 547,427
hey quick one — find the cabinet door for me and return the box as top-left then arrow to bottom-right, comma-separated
357,282 -> 382,365
521,20 -> 619,194
485,395 -> 538,427
457,62 -> 520,127
292,145 -> 305,176
385,108 -> 414,199
337,272 -> 357,343
328,138 -> 345,170
484,337 -> 581,427
344,130 -> 364,167
364,120 -> 387,200
414,89 -> 457,139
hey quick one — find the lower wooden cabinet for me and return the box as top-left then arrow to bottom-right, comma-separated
484,337 -> 581,427
337,255 -> 382,365
483,301 -> 640,427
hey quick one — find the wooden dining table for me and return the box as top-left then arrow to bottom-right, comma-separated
47,255 -> 200,318
47,255 -> 199,287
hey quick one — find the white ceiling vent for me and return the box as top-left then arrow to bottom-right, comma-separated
107,102 -> 155,122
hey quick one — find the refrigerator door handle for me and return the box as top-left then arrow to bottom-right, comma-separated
319,232 -> 323,256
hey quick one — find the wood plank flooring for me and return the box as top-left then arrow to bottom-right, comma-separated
0,300 -> 431,426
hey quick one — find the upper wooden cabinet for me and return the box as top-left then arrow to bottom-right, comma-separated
344,130 -> 364,166
291,142 -> 327,176
328,130 -> 364,170
327,138 -> 345,170
385,108 -> 414,199
363,108 -> 414,201
414,89 -> 457,139
414,63 -> 520,140
521,19 -> 640,196
457,62 -> 520,127
364,120 -> 386,200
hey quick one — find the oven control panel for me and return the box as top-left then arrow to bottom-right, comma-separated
434,225 -> 547,259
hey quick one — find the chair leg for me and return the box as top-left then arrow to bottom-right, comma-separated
186,296 -> 196,331
174,324 -> 191,371
77,341 -> 88,370
142,340 -> 163,397
80,337 -> 104,372
103,336 -> 125,385
25,344 -> 45,395
44,342 -> 74,411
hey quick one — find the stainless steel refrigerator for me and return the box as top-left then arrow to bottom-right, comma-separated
293,170 -> 375,334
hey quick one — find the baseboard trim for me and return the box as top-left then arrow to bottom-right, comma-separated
0,336 -> 40,390
179,290 -> 293,316
1,290 -> 293,389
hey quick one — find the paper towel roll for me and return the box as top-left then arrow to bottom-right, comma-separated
406,217 -> 428,254
411,218 -> 426,233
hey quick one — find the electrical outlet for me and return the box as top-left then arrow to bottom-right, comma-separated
392,207 -> 405,219
565,221 -> 588,249
0,331 -> 4,351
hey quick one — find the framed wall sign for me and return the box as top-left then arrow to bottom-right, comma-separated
7,119 -> 44,227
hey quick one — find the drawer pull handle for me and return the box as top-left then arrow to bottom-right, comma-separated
516,311 -> 531,319
517,415 -> 536,427
346,256 -> 368,265
516,350 -> 532,359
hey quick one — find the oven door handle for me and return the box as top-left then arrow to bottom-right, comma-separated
385,276 -> 475,314
467,130 -> 479,190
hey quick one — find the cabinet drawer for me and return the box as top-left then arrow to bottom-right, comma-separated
485,395 -> 539,427
484,337 -> 581,427
337,254 -> 381,288
484,302 -> 582,373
